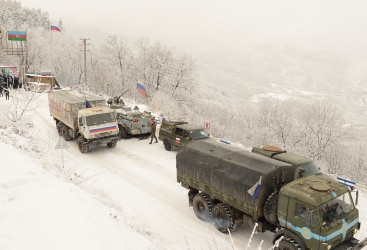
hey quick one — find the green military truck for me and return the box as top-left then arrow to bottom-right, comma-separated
158,120 -> 210,151
48,90 -> 119,153
176,140 -> 367,250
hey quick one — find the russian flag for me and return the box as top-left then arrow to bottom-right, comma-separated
136,83 -> 147,98
247,176 -> 262,198
86,100 -> 92,108
51,25 -> 61,32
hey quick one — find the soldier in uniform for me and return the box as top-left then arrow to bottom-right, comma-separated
149,118 -> 158,144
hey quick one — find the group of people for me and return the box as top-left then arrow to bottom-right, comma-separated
1,75 -> 21,90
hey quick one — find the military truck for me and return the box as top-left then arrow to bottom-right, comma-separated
107,93 -> 154,139
48,90 -> 119,153
176,140 -> 367,250
158,120 -> 210,151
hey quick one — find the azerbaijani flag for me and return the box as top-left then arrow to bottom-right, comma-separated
136,83 -> 147,98
41,71 -> 52,76
51,25 -> 61,32
8,31 -> 27,41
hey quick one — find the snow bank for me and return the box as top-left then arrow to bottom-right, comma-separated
0,142 -> 151,250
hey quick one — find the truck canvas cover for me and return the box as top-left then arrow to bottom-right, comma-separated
177,140 -> 295,218
48,90 -> 105,130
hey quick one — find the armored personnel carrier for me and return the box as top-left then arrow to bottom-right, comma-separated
107,93 -> 154,139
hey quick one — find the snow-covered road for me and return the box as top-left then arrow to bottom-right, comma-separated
32,93 -> 367,250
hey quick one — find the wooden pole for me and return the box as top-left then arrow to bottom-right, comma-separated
80,38 -> 90,86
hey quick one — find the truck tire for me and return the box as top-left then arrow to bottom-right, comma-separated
164,140 -> 172,151
278,237 -> 302,250
212,203 -> 238,233
77,136 -> 89,154
264,191 -> 279,225
56,121 -> 62,136
107,140 -> 117,148
62,127 -> 71,141
192,193 -> 213,221
119,125 -> 127,139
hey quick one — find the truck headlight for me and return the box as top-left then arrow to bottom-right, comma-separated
354,227 -> 358,234
327,245 -> 331,250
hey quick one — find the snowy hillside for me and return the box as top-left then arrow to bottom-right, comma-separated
1,93 -> 367,249
194,51 -> 367,128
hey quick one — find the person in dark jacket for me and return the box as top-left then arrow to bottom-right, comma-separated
4,88 -> 9,100
0,85 -> 3,97
149,118 -> 158,144
13,77 -> 19,89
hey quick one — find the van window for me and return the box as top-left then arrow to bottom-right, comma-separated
174,128 -> 183,136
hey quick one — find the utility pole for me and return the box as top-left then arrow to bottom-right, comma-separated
79,38 -> 90,86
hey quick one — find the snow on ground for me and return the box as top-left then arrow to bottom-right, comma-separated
0,142 -> 150,250
1,92 -> 367,250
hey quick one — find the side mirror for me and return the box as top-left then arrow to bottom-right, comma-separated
297,167 -> 306,178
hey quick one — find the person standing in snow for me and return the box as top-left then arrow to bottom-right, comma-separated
4,88 -> 9,100
149,118 -> 158,144
0,85 -> 3,97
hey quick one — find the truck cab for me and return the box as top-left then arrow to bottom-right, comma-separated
158,120 -> 210,151
275,175 -> 366,250
77,107 -> 118,140
76,107 -> 119,153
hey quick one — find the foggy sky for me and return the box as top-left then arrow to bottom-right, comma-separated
17,0 -> 367,57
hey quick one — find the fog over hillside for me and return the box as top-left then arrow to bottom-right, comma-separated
194,48 -> 367,128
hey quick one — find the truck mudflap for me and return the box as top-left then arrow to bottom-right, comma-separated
331,237 -> 367,250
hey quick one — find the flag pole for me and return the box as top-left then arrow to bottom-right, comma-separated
51,27 -> 54,92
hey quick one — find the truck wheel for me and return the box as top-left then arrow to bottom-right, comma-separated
107,140 -> 117,148
164,140 -> 172,151
264,191 -> 279,225
278,237 -> 301,250
77,136 -> 88,154
62,127 -> 71,141
56,122 -> 62,136
119,125 -> 127,139
192,193 -> 213,221
212,203 -> 238,233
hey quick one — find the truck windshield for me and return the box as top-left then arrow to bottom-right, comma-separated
190,129 -> 209,140
86,113 -> 115,126
299,161 -> 321,176
318,192 -> 354,225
